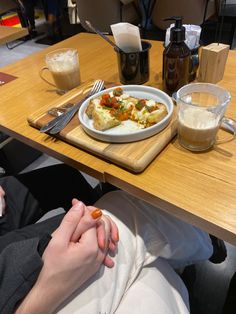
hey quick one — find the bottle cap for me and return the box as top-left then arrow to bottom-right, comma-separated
164,17 -> 185,43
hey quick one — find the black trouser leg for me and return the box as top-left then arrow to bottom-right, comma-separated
0,213 -> 63,253
21,0 -> 36,29
16,164 -> 100,213
0,164 -> 99,251
0,176 -> 43,236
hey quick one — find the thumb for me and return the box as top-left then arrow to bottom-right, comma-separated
55,201 -> 85,244
72,198 -> 79,206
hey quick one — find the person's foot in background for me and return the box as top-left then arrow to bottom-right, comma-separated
29,26 -> 38,38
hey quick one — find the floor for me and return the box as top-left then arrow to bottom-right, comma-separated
0,8 -> 236,314
182,243 -> 236,314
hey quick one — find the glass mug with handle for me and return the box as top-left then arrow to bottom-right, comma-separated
39,48 -> 81,92
176,83 -> 236,152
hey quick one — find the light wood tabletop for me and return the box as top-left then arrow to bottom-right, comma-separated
0,33 -> 236,245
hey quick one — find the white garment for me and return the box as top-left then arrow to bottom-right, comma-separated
67,0 -> 79,24
58,190 -> 213,314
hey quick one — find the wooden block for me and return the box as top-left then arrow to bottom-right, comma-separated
198,43 -> 230,83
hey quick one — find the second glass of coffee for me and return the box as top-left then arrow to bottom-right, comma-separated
176,83 -> 236,151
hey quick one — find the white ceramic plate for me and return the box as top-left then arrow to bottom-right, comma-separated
78,85 -> 174,143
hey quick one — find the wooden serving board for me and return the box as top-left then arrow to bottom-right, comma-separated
28,81 -> 177,173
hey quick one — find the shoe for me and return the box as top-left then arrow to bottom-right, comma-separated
29,28 -> 38,39
209,235 -> 227,264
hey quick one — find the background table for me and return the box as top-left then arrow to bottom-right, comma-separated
0,25 -> 28,45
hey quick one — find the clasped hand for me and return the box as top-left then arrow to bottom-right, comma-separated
16,199 -> 119,313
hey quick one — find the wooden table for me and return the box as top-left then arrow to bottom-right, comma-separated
0,33 -> 236,245
0,26 -> 28,45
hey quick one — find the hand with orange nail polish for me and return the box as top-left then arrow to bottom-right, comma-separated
16,200 -> 112,314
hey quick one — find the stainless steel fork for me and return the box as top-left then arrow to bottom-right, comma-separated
40,80 -> 105,134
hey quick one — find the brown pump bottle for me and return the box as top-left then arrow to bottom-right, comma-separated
162,17 -> 190,95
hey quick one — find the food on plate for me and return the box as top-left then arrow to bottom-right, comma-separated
85,87 -> 168,131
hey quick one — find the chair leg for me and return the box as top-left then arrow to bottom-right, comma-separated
6,37 -> 28,50
209,235 -> 227,264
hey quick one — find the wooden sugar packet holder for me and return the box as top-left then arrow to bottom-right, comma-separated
198,43 -> 230,83
28,80 -> 177,173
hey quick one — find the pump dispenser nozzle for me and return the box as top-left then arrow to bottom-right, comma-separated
162,16 -> 190,94
163,16 -> 185,43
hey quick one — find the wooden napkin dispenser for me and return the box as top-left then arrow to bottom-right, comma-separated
198,43 -> 230,83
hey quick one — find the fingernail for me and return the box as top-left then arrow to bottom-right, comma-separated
101,238 -> 105,249
73,202 -> 83,211
116,232 -> 119,242
91,208 -> 102,219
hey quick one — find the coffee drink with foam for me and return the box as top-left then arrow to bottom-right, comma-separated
44,48 -> 81,91
176,83 -> 234,152
178,107 -> 219,151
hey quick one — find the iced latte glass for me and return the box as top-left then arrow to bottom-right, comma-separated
40,48 -> 81,92
176,83 -> 236,151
